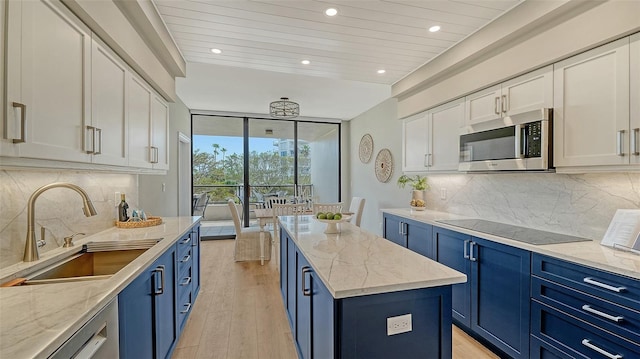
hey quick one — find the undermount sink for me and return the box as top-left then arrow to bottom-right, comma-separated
7,239 -> 162,286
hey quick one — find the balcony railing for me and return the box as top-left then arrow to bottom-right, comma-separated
193,184 -> 314,204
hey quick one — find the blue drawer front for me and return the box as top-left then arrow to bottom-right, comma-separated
530,335 -> 580,359
178,266 -> 193,299
531,300 -> 640,358
177,246 -> 192,275
532,276 -> 640,343
532,254 -> 640,310
178,289 -> 193,332
177,233 -> 192,257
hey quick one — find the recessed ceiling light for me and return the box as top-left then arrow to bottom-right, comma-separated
301,60 -> 311,65
377,69 -> 386,74
429,25 -> 441,33
325,8 -> 338,16
211,48 -> 222,54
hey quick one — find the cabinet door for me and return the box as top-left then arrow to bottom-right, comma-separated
286,236 -> 297,330
128,76 -> 152,168
311,270 -> 335,359
0,0 -> 14,157
406,221 -> 433,259
434,227 -> 471,327
297,252 -> 312,359
151,95 -> 169,170
154,246 -> 177,359
464,85 -> 502,126
402,112 -> 428,172
383,214 -> 406,247
502,65 -> 553,117
118,265 -> 154,358
90,38 -> 128,166
428,99 -> 464,172
471,237 -> 530,359
631,33 -> 640,165
554,38 -> 630,167
191,226 -> 201,295
6,0 -> 91,162
280,228 -> 287,302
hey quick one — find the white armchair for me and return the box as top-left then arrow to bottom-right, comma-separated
228,199 -> 272,262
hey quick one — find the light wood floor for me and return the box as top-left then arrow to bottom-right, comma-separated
172,240 -> 498,359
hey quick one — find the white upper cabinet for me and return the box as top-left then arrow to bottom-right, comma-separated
90,38 -> 128,166
128,76 -> 153,169
464,66 -> 553,129
402,111 -> 428,172
631,33 -> 640,165
151,95 -> 169,170
553,38 -> 631,167
402,99 -> 463,173
4,0 -> 91,162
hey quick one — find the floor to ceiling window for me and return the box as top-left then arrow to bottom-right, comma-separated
192,114 -> 340,238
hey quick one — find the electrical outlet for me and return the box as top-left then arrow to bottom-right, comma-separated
114,192 -> 121,207
162,183 -> 166,192
387,314 -> 412,336
440,188 -> 447,200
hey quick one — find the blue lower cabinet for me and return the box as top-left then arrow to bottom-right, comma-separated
434,227 -> 530,359
286,235 -> 297,331
383,213 -> 434,259
296,253 -> 313,359
280,229 -> 287,302
383,213 -> 406,247
191,226 -> 201,295
119,245 -> 177,359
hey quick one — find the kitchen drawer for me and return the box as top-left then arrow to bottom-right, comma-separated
531,300 -> 640,358
532,254 -> 640,310
532,276 -> 640,343
178,266 -> 193,297
178,289 -> 193,332
177,233 -> 193,257
530,335 -> 579,359
177,246 -> 192,275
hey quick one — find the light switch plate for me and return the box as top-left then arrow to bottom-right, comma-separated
114,192 -> 120,207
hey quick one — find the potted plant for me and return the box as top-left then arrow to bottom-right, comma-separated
397,175 -> 429,209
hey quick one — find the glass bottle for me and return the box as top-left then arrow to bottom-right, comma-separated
118,193 -> 129,222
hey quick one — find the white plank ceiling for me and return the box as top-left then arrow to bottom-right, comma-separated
155,0 -> 521,119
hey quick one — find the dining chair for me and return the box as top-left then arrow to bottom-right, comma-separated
265,196 -> 287,208
271,203 -> 307,266
348,197 -> 366,227
228,199 -> 272,262
313,202 -> 343,215
193,193 -> 209,218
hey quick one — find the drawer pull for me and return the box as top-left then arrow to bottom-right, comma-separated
180,277 -> 192,286
583,277 -> 626,293
463,239 -> 470,259
582,304 -> 624,323
181,254 -> 191,263
181,236 -> 191,245
180,303 -> 192,314
581,339 -> 623,359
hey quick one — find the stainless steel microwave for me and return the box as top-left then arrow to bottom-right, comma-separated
459,108 -> 552,172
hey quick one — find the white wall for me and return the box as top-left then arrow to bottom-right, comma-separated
349,100 -> 640,240
139,96 -> 191,217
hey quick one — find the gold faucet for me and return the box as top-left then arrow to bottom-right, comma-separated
23,182 -> 97,262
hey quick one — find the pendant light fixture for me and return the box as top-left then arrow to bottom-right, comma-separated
269,97 -> 300,119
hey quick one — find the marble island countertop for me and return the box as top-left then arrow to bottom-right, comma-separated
382,208 -> 640,281
279,216 -> 467,299
0,216 -> 200,359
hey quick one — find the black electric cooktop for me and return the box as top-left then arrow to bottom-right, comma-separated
435,219 -> 591,245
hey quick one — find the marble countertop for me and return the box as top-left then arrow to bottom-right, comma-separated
382,208 -> 640,281
0,216 -> 200,359
279,216 -> 467,299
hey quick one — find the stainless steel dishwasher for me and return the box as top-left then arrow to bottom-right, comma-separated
49,298 -> 119,358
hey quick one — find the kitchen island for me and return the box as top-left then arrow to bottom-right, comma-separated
278,215 -> 466,359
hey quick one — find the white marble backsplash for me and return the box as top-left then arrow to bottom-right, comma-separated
0,170 -> 138,269
423,172 -> 640,240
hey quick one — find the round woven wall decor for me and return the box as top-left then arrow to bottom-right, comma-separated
358,134 -> 373,163
374,148 -> 394,183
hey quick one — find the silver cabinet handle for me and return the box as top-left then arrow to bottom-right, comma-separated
424,154 -> 428,167
616,130 -> 625,156
631,128 -> 639,156
11,102 -> 26,143
153,265 -> 165,295
581,339 -> 623,359
427,153 -> 432,167
180,254 -> 191,263
494,97 -> 500,115
302,266 -> 312,296
469,242 -> 477,262
581,304 -> 624,323
515,124 -> 524,158
399,221 -> 405,235
180,303 -> 192,314
149,146 -> 159,163
463,239 -> 470,259
181,236 -> 191,245
583,277 -> 626,293
180,276 -> 192,286
85,126 -> 96,154
94,128 -> 102,155
501,94 -> 507,113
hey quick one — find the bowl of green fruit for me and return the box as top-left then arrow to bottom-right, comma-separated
315,212 -> 352,234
